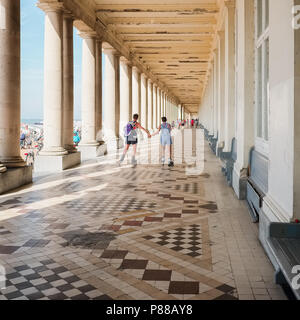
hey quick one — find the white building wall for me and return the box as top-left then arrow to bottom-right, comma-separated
262,0 -> 297,222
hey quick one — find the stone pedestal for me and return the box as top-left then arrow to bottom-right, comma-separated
0,167 -> 32,195
35,152 -> 81,173
78,144 -> 107,161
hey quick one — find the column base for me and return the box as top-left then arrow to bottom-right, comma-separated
34,152 -> 81,173
64,144 -> 78,153
78,143 -> 107,161
0,166 -> 32,195
105,138 -> 123,154
0,156 -> 27,168
232,166 -> 248,200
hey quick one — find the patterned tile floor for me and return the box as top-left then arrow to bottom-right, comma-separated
0,129 -> 287,300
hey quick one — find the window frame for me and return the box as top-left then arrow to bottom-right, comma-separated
254,0 -> 270,157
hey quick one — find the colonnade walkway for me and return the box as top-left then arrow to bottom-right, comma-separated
0,129 -> 287,300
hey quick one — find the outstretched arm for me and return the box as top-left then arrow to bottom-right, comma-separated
136,122 -> 151,138
152,125 -> 161,137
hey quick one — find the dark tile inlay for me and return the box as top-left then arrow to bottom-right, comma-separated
164,213 -> 181,218
142,270 -> 172,281
216,284 -> 235,293
119,259 -> 148,270
168,281 -> 199,295
101,250 -> 128,259
0,245 -> 20,254
123,221 -> 143,227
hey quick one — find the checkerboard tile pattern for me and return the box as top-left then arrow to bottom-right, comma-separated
144,225 -> 203,258
0,129 -> 287,300
0,259 -> 111,300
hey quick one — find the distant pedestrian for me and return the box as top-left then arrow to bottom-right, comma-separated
73,132 -> 80,146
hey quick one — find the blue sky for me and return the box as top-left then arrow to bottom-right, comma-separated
21,0 -> 84,120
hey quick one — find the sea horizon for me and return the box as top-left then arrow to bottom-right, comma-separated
21,119 -> 82,125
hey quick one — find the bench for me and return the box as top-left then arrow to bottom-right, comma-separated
219,138 -> 237,187
204,128 -> 210,140
267,222 -> 300,300
246,147 -> 268,223
208,132 -> 218,154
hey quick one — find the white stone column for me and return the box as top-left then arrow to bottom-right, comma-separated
217,30 -> 226,154
39,4 -> 67,157
165,95 -> 168,117
166,96 -> 168,118
103,46 -> 121,151
62,13 -> 76,153
141,73 -> 148,128
232,0 -> 255,199
35,3 -> 81,172
157,88 -> 161,127
77,33 -> 107,160
153,84 -> 157,129
163,94 -> 166,117
160,91 -> 163,118
132,66 -> 140,116
79,33 -> 98,147
95,39 -> 104,143
224,1 -> 236,152
0,0 -> 25,168
213,50 -> 219,138
119,57 -> 132,139
147,79 -> 153,130
163,92 -> 166,117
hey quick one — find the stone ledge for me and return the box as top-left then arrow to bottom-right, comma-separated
0,166 -> 32,195
34,152 -> 81,173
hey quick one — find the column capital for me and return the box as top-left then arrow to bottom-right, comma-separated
120,56 -> 131,65
79,31 -> 98,40
96,37 -> 104,43
63,10 -> 75,20
132,65 -> 140,72
37,2 -> 64,13
102,44 -> 119,56
224,0 -> 236,8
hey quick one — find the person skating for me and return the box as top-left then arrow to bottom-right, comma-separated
118,114 -> 151,167
152,117 -> 174,167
